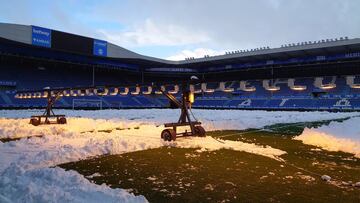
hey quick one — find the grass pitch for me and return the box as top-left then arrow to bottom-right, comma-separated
59,119 -> 360,202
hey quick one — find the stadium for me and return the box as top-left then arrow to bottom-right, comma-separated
1,23 -> 360,110
1,21 -> 360,203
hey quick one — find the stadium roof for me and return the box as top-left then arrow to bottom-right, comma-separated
1,22 -> 360,67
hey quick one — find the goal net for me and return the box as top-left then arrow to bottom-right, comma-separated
72,99 -> 102,110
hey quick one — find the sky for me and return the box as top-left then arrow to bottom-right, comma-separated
0,0 -> 360,60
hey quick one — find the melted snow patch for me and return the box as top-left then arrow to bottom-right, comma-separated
86,172 -> 102,178
167,136 -> 286,160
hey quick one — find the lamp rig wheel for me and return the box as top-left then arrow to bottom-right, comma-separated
161,121 -> 206,141
161,129 -> 177,142
30,118 -> 41,126
57,117 -> 67,124
194,125 -> 206,137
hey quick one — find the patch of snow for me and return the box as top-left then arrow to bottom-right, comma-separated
225,181 -> 236,186
0,164 -> 147,203
184,183 -> 191,187
167,136 -> 286,160
310,148 -> 322,151
146,176 -> 157,181
321,175 -> 331,182
185,153 -> 200,158
86,172 -> 102,178
260,175 -> 268,180
295,117 -> 360,158
1,109 -> 357,132
204,184 -> 214,191
298,174 -> 316,182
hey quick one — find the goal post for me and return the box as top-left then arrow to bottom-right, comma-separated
72,99 -> 102,110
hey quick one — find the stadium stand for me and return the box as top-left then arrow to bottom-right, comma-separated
1,23 -> 360,111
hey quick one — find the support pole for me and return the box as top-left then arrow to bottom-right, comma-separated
92,66 -> 95,86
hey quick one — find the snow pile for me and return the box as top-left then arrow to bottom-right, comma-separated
0,123 -> 286,172
0,109 -> 358,202
0,117 -> 139,139
0,109 -> 357,170
295,117 -> 360,158
195,110 -> 358,131
1,109 -> 358,139
0,164 -> 147,203
0,124 -> 164,171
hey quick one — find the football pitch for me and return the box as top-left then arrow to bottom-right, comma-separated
59,119 -> 360,203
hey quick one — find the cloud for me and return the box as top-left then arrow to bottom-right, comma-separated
96,0 -> 360,50
97,19 -> 211,47
268,0 -> 282,9
166,48 -> 225,61
1,0 -> 360,58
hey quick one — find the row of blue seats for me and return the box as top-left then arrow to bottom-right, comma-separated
194,98 -> 358,109
1,92 -> 359,110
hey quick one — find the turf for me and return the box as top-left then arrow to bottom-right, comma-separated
59,119 -> 360,203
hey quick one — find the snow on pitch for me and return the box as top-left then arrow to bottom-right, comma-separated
0,165 -> 147,203
295,116 -> 360,158
0,109 -> 358,202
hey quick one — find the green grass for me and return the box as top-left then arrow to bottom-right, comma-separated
59,119 -> 360,203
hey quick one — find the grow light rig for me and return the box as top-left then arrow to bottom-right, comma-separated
16,88 -> 67,126
15,77 -> 205,141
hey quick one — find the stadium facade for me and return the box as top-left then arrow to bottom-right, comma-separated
1,22 -> 360,111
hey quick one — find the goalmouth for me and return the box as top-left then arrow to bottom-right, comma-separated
72,99 -> 103,110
